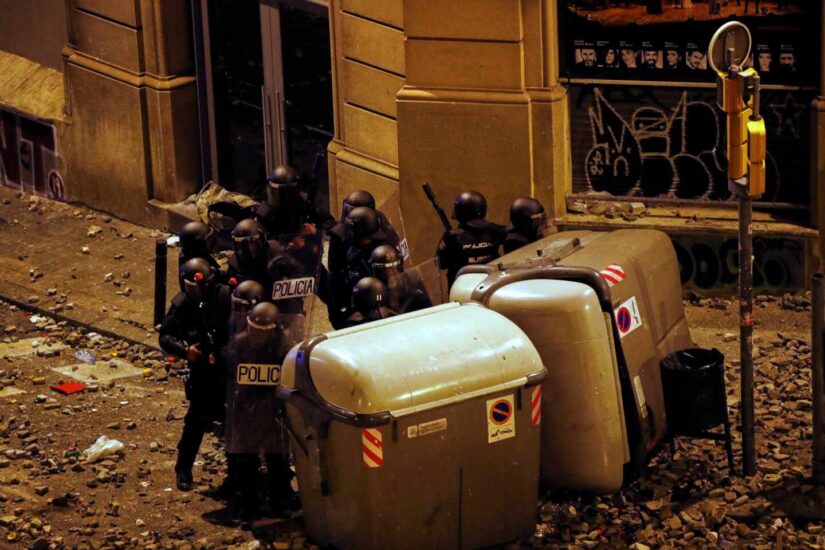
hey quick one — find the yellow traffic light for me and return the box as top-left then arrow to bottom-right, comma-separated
747,117 -> 766,198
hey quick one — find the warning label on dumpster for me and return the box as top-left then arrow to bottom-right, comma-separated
487,396 -> 515,443
407,418 -> 448,439
614,296 -> 643,339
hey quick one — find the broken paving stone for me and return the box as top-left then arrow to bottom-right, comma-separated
31,377 -> 45,386
34,486 -> 48,496
87,225 -> 102,237
81,247 -> 90,255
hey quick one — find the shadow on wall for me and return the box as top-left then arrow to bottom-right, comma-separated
0,107 -> 64,200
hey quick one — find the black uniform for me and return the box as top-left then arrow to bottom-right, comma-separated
255,195 -> 333,239
328,211 -> 400,302
159,286 -> 230,483
436,219 -> 506,286
503,228 -> 535,254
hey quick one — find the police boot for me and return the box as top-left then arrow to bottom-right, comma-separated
234,454 -> 260,528
265,454 -> 295,518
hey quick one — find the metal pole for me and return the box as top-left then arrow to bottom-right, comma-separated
154,239 -> 168,328
739,191 -> 756,476
813,273 -> 825,483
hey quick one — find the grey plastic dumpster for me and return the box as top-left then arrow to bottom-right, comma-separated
278,302 -> 546,550
450,229 -> 693,493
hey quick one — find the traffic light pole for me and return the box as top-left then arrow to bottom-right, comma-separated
714,35 -> 765,475
734,186 -> 755,476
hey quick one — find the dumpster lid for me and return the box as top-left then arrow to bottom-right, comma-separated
279,303 -> 545,418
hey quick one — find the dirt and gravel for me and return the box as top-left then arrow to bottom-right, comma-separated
0,293 -> 821,549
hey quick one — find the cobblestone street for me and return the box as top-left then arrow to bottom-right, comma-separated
0,287 -> 822,548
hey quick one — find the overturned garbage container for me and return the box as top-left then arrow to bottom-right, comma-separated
661,348 -> 734,473
278,302 -> 546,550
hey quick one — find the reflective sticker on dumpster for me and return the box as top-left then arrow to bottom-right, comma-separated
614,296 -> 643,339
531,386 -> 541,427
487,396 -> 515,443
272,277 -> 315,301
237,364 -> 281,386
362,428 -> 383,468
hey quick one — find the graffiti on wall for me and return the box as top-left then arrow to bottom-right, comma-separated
0,108 -> 64,199
672,235 -> 805,293
571,86 -> 811,205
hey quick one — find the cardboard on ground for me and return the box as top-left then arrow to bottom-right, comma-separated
0,386 -> 26,398
0,338 -> 66,359
52,358 -> 143,384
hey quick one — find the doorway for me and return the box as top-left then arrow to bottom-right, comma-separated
195,0 -> 333,209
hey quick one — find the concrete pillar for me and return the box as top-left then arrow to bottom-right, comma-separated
62,0 -> 198,223
397,0 -> 569,262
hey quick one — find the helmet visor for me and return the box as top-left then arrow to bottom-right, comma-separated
233,235 -> 263,262
183,278 -> 204,302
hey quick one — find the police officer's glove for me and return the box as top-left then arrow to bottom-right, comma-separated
186,345 -> 202,363
267,255 -> 288,279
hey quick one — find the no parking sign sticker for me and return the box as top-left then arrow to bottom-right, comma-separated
487,395 -> 515,443
614,296 -> 643,339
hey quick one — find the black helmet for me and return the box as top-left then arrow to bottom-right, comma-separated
267,165 -> 299,209
267,165 -> 298,187
247,301 -> 280,346
232,280 -> 266,310
345,206 -> 379,241
509,197 -> 546,234
369,245 -> 402,285
342,190 -> 375,220
179,221 -> 210,254
452,191 -> 487,223
352,277 -> 388,313
232,218 -> 265,262
180,258 -> 214,302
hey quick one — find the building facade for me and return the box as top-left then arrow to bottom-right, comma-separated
0,0 -> 822,292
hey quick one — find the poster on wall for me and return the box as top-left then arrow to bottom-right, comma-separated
569,85 -> 813,206
560,1 -> 819,85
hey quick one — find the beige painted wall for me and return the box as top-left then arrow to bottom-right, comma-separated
0,0 -> 68,72
327,0 -> 405,220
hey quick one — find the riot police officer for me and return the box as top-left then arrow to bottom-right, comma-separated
227,218 -> 281,285
436,191 -> 506,286
504,197 -> 548,253
369,245 -> 431,314
178,221 -> 220,270
345,277 -> 396,327
224,302 -> 295,522
329,192 -> 401,323
229,280 -> 266,337
159,258 -> 230,491
254,164 -> 333,239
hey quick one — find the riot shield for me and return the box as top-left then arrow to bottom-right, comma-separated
387,258 -> 446,313
377,191 -> 408,261
224,306 -> 305,457
267,230 -> 324,330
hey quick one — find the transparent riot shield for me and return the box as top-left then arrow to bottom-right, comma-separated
386,258 -> 446,313
377,191 -> 408,262
224,306 -> 306,457
267,230 -> 324,333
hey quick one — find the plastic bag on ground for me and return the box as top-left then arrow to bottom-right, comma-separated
82,435 -> 124,462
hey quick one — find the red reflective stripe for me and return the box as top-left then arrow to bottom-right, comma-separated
363,445 -> 383,466
600,272 -> 619,285
603,266 -> 625,278
363,429 -> 382,449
